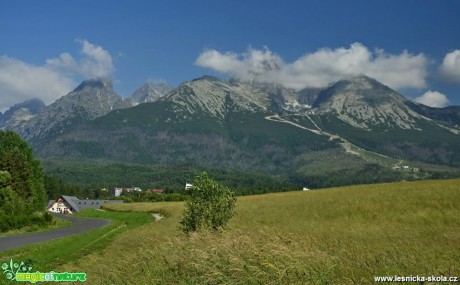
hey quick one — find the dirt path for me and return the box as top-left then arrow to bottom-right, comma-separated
264,114 -> 395,161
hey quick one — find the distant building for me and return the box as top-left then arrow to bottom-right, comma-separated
185,183 -> 193,190
111,188 -> 123,197
47,195 -> 123,214
393,165 -> 420,172
125,187 -> 142,193
150,189 -> 165,195
303,187 -> 310,191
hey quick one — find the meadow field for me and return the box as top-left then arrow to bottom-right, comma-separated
51,179 -> 460,284
0,179 -> 454,284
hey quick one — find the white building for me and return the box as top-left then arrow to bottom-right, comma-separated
125,187 -> 142,193
111,188 -> 123,197
47,195 -> 123,214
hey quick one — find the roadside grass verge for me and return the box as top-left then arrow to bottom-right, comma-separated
0,216 -> 71,237
102,201 -> 184,218
47,180 -> 460,283
0,209 -> 152,280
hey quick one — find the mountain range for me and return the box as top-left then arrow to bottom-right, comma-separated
1,75 -> 459,189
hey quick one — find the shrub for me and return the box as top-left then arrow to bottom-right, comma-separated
180,172 -> 236,234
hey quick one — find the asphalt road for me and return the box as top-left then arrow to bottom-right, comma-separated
0,214 -> 110,252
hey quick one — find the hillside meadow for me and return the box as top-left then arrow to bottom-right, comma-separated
59,179 -> 459,284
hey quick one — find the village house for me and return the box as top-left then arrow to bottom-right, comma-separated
147,189 -> 165,194
47,195 -> 124,214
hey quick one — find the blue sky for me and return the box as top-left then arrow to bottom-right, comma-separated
1,0 -> 459,111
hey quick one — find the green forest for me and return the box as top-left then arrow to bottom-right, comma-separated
41,158 -> 446,197
0,131 -> 51,232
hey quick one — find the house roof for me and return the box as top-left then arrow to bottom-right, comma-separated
47,195 -> 123,212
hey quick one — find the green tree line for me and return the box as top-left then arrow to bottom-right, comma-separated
0,131 -> 51,232
44,174 -> 188,202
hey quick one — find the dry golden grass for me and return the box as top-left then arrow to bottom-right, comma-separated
61,179 -> 460,284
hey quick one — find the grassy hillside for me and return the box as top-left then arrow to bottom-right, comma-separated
312,114 -> 460,167
37,109 -> 338,173
58,179 -> 459,284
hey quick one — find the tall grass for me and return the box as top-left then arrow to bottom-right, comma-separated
60,179 -> 460,284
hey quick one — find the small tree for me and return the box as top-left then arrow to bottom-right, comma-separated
180,172 -> 236,234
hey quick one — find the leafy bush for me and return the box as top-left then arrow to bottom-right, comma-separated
180,172 -> 236,234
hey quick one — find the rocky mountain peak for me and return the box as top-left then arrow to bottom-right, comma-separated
129,82 -> 173,106
11,78 -> 128,141
0,98 -> 45,129
74,77 -> 113,92
192,75 -> 222,82
312,75 -> 424,130
1,98 -> 45,118
63,77 -> 128,113
161,77 -> 272,121
315,76 -> 398,105
343,75 -> 382,88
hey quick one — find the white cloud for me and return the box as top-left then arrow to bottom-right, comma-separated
439,49 -> 460,83
46,39 -> 114,78
0,56 -> 75,112
195,47 -> 283,79
415,90 -> 450,108
0,40 -> 114,112
195,43 -> 428,90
